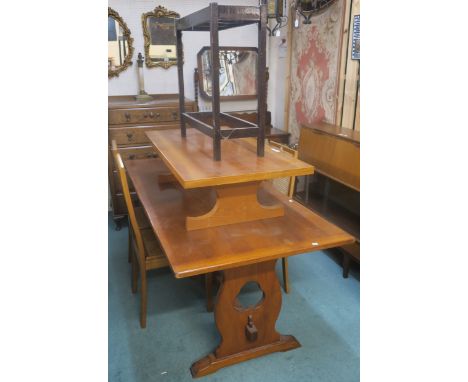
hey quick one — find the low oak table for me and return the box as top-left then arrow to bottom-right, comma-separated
127,129 -> 354,377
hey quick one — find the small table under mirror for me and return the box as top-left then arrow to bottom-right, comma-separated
142,6 -> 179,69
108,7 -> 134,78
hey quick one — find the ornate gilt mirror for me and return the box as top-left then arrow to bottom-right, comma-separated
108,7 -> 134,78
197,47 -> 258,101
142,6 -> 180,69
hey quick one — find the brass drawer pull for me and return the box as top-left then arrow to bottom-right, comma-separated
146,153 -> 157,158
155,112 -> 161,118
149,112 -> 154,118
124,112 -> 131,122
128,154 -> 136,160
172,112 -> 178,120
126,132 -> 134,141
143,113 -> 148,118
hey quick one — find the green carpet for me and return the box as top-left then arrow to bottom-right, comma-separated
109,215 -> 360,381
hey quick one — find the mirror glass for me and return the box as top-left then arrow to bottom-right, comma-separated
108,8 -> 133,78
108,16 -> 129,71
198,47 -> 258,100
147,16 -> 176,64
142,7 -> 179,69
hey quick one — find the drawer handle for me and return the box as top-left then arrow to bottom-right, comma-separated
149,112 -> 154,118
146,153 -> 157,158
126,132 -> 134,141
155,112 -> 160,118
143,113 -> 148,118
128,154 -> 136,160
172,112 -> 178,120
124,112 -> 131,122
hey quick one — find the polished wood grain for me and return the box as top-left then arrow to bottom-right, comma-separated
268,140 -> 299,294
299,122 -> 360,191
125,158 -> 353,279
185,181 -> 284,231
112,142 -> 169,328
108,94 -> 194,109
125,157 -> 354,376
190,260 -> 300,377
146,128 -> 313,189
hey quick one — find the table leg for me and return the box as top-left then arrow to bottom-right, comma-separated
190,260 -> 301,378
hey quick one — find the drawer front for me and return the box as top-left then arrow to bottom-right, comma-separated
117,145 -> 158,161
109,107 -> 180,125
109,124 -> 179,146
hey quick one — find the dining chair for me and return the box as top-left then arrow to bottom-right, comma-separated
111,141 -> 214,327
267,140 -> 298,294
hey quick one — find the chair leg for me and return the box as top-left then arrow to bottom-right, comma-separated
131,252 -> 138,294
282,257 -> 290,294
205,273 -> 214,312
127,226 -> 132,263
140,270 -> 147,328
342,252 -> 350,278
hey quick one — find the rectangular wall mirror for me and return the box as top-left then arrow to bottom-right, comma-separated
197,46 -> 258,101
142,6 -> 179,69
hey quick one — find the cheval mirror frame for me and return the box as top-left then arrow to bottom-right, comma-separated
196,46 -> 259,101
142,6 -> 180,69
108,7 -> 134,78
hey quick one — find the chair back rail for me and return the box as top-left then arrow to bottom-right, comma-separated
111,140 -> 146,264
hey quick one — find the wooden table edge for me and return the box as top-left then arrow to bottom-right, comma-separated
171,235 -> 355,278
149,142 -> 314,189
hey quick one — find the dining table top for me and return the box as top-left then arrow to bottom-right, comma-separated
146,128 -> 314,189
125,158 -> 354,278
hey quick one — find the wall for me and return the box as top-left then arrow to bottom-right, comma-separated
108,0 -> 266,113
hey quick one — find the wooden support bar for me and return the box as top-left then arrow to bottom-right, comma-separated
183,113 -> 214,138
218,5 -> 260,22
210,3 -> 221,161
220,112 -> 258,128
219,126 -> 259,139
176,29 -> 186,138
177,6 -> 211,31
256,3 -> 267,157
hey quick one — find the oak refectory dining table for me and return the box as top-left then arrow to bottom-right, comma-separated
125,128 -> 354,377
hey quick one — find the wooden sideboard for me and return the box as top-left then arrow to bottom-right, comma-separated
108,94 -> 197,228
297,121 -> 360,277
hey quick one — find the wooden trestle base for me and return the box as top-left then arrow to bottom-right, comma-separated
190,260 -> 301,378
185,181 -> 284,231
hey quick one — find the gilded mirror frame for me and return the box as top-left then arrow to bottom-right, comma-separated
142,6 -> 180,69
197,46 -> 258,101
108,7 -> 134,78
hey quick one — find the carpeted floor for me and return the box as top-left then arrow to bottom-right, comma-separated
109,215 -> 360,382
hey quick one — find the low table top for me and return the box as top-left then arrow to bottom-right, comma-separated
146,128 -> 313,189
126,158 -> 354,278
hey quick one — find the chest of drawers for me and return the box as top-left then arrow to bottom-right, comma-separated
108,94 -> 196,228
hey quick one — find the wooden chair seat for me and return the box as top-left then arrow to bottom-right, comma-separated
140,229 -> 169,269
